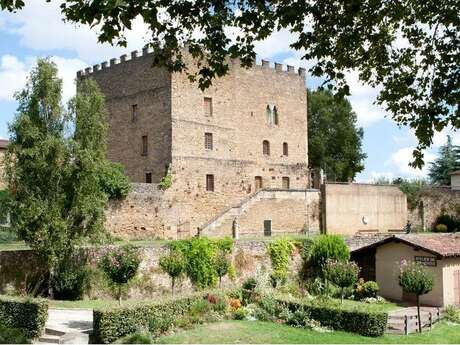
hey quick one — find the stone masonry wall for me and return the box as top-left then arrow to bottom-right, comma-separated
169,55 -> 309,233
79,50 -> 172,184
408,187 -> 460,231
0,240 -> 303,299
82,50 -> 310,237
201,189 -> 321,238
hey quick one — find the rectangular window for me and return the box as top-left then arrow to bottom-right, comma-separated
142,135 -> 148,156
204,97 -> 213,117
283,142 -> 289,156
282,177 -> 290,189
132,104 -> 138,122
206,174 -> 215,192
264,220 -> 272,237
204,132 -> 213,150
255,176 -> 263,190
145,172 -> 152,184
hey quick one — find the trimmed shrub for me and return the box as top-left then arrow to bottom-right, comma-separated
0,296 -> 48,339
159,249 -> 185,295
399,261 -> 434,332
276,297 -> 387,337
434,223 -> 448,233
94,293 -> 217,343
99,245 -> 141,305
355,279 -> 379,299
115,331 -> 153,344
434,214 -> 460,232
0,324 -> 29,344
324,260 -> 359,302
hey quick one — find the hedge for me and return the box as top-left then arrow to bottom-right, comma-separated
93,293 -> 205,343
0,296 -> 48,339
278,297 -> 388,337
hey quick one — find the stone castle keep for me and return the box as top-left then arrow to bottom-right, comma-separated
78,48 -> 320,239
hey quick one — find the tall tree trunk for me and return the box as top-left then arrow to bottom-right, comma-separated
219,276 -> 222,289
172,277 -> 175,296
417,294 -> 422,333
118,285 -> 122,306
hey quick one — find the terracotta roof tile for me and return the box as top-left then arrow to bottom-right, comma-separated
450,169 -> 460,176
0,139 -> 8,149
351,233 -> 460,257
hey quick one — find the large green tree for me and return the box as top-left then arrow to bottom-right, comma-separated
308,89 -> 366,182
2,0 -> 458,167
428,135 -> 460,186
5,59 -> 128,294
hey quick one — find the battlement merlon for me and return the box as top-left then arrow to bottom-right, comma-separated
76,47 -> 307,82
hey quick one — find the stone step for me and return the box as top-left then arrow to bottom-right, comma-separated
45,328 -> 66,337
37,334 -> 61,344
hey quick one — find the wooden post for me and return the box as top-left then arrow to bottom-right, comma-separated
404,315 -> 408,335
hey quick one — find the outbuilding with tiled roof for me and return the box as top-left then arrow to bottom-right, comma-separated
351,233 -> 460,307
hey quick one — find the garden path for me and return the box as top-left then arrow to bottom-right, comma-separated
35,308 -> 93,344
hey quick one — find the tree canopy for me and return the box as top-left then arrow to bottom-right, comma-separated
5,59 -> 129,292
308,89 -> 366,182
2,0 -> 458,167
428,135 -> 460,186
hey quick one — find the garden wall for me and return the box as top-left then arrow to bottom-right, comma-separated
407,187 -> 460,231
0,240 -> 302,299
323,183 -> 407,235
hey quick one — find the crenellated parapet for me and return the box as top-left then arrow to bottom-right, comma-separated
77,45 -> 307,80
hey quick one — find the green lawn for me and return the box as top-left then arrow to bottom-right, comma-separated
0,240 -> 29,251
157,320 -> 460,344
48,298 -> 160,309
0,235 -> 313,252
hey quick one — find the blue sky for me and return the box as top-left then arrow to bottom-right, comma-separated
0,2 -> 458,182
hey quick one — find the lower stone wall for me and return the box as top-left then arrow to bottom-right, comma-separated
105,184 -> 320,240
0,240 -> 303,299
408,187 -> 460,231
201,190 -> 320,238
105,183 -> 193,240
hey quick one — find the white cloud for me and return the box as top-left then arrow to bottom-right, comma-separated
1,2 -> 150,63
368,171 -> 395,183
50,57 -> 87,102
0,55 -> 29,101
0,54 -> 86,103
254,29 -> 298,59
387,147 -> 436,178
344,70 -> 387,127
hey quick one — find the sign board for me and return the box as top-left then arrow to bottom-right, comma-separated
415,256 -> 437,267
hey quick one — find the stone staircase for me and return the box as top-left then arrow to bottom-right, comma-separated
34,308 -> 92,345
200,188 -> 318,236
200,189 -> 267,235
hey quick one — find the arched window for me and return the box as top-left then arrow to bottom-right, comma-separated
273,106 -> 279,125
283,142 -> 288,156
263,140 -> 270,155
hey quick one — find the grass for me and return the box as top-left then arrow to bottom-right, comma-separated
0,234 -> 312,252
157,320 -> 460,344
48,298 -> 154,309
337,298 -> 399,313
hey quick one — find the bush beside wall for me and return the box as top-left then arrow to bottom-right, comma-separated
0,296 -> 48,339
93,294 -> 204,344
278,297 -> 388,337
